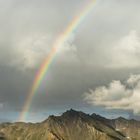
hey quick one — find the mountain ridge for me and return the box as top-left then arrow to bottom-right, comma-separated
0,109 -> 140,140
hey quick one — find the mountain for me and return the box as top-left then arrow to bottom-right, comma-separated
0,109 -> 140,140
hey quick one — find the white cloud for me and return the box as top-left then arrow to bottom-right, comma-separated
0,34 -> 52,70
107,30 -> 140,68
14,34 -> 51,69
84,74 -> 140,114
2,33 -> 54,70
4,32 -> 78,70
127,74 -> 140,87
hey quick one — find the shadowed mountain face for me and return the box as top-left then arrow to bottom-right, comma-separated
0,109 -> 140,140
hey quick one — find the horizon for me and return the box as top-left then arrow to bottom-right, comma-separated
0,107 -> 137,123
0,109 -> 137,123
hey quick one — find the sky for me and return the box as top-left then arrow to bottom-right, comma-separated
1,0 -> 140,122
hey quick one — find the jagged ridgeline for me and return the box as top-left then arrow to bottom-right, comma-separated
0,109 -> 140,140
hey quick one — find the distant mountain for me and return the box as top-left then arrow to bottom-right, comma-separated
0,109 -> 140,140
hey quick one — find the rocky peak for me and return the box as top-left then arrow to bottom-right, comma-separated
115,117 -> 127,121
62,109 -> 89,119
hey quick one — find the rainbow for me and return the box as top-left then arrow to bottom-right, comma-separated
18,0 -> 96,122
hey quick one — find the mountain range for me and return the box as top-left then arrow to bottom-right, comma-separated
0,109 -> 140,140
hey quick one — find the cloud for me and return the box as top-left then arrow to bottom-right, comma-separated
107,30 -> 140,68
0,32 -> 77,71
84,74 -> 140,114
0,34 -> 52,70
13,34 -> 53,70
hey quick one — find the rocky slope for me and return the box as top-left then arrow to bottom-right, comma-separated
0,109 -> 139,140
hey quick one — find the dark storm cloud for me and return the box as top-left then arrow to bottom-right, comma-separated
1,0 -> 140,121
